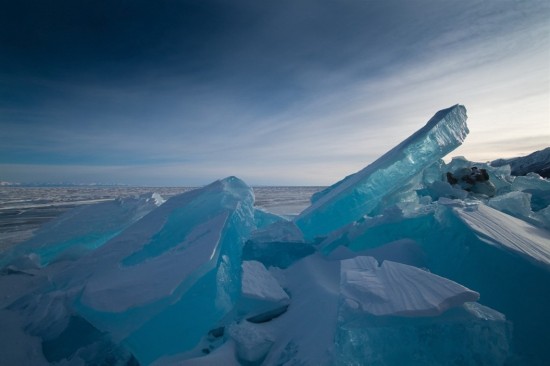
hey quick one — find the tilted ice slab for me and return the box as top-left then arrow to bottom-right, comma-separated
340,256 -> 479,317
452,202 -> 550,270
0,193 -> 163,268
336,256 -> 510,364
57,177 -> 255,365
239,260 -> 289,318
314,196 -> 550,364
242,261 -> 289,303
295,105 -> 468,239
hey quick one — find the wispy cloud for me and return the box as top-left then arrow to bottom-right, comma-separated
1,0 -> 548,185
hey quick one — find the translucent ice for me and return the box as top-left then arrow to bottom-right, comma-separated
295,105 -> 468,239
335,302 -> 512,366
0,193 -> 162,268
511,173 -> 550,214
336,254 -> 510,366
488,191 -> 535,224
253,208 -> 286,229
317,197 -> 550,364
249,220 -> 305,244
2,104 -> 550,365
243,221 -> 314,269
59,177 -> 255,364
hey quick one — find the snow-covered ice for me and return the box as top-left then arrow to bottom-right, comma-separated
71,177 -> 254,364
453,202 -> 550,269
239,260 -> 290,319
340,256 -> 479,317
1,105 -> 550,365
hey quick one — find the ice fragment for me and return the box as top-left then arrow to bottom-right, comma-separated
295,105 -> 468,239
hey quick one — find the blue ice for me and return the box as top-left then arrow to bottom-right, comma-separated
2,105 -> 550,365
295,105 -> 469,239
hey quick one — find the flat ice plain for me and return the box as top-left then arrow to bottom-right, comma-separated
1,105 -> 549,366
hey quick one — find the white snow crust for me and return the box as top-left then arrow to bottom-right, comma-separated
454,203 -> 550,269
340,256 -> 479,316
241,260 -> 289,303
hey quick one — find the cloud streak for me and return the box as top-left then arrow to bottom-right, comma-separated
1,0 -> 548,185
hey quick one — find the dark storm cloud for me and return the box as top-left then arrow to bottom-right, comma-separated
0,0 -> 453,90
1,1 -> 234,77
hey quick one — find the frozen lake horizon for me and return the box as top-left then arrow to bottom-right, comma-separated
0,185 -> 325,252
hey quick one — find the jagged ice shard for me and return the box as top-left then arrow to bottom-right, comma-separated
295,104 -> 468,239
16,177 -> 256,365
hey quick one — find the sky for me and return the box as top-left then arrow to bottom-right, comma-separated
1,0 -> 549,186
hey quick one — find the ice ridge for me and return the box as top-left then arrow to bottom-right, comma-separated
295,104 -> 468,239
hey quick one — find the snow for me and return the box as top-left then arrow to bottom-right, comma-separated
453,202 -> 550,269
80,212 -> 230,312
1,105 -> 550,365
238,260 -> 290,320
327,238 -> 427,268
228,321 -> 275,364
241,260 -> 289,303
340,256 -> 479,317
259,254 -> 341,365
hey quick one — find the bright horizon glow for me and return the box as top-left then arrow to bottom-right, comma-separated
1,0 -> 548,186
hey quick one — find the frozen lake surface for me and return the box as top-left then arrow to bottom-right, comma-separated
0,186 -> 324,252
